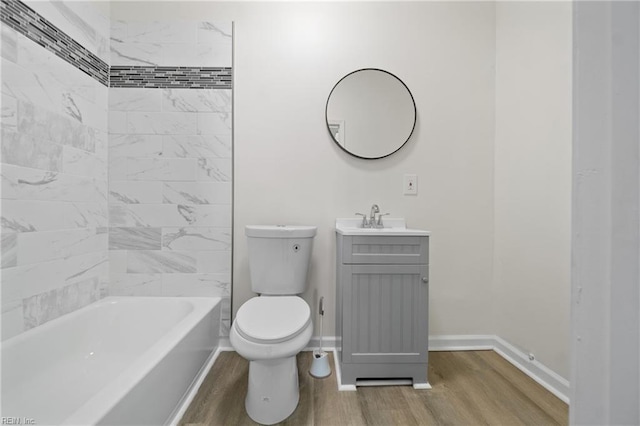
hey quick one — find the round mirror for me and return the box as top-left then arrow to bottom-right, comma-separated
325,68 -> 416,159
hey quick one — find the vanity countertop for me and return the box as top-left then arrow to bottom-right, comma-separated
335,218 -> 431,237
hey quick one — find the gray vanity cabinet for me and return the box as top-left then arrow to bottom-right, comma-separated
336,234 -> 430,387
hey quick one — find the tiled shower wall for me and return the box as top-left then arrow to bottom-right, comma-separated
1,0 -> 233,339
107,19 -> 233,336
1,0 -> 110,339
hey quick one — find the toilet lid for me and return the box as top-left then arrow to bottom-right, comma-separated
235,296 -> 311,344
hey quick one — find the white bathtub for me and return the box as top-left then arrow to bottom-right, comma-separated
1,296 -> 220,425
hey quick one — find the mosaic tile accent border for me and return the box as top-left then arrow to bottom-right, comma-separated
0,0 -> 109,86
110,66 -> 232,89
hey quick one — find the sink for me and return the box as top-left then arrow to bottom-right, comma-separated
336,218 -> 430,236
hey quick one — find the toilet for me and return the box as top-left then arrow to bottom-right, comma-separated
230,225 -> 317,425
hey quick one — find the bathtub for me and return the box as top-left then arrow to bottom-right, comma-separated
1,296 -> 220,425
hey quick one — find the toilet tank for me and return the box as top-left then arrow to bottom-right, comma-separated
246,225 -> 317,295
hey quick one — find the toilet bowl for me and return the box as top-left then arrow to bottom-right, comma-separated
230,296 -> 313,425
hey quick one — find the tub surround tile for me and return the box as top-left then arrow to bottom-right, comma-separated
1,129 -> 63,172
162,273 -> 230,297
109,88 -> 163,112
1,233 -> 18,268
163,134 -> 231,159
5,250 -> 108,299
110,40 -> 162,66
109,227 -> 161,250
109,273 -> 162,296
109,181 -> 163,204
110,204 -> 231,228
17,228 -> 107,265
1,94 -> 17,130
196,112 -> 232,135
196,251 -> 232,274
162,227 -> 231,251
109,250 -> 127,274
1,200 -> 107,233
1,24 -> 18,62
1,303 -> 24,341
126,158 -> 197,181
162,89 -> 231,113
110,134 -> 163,158
163,182 -> 231,205
197,158 -> 232,182
108,111 -> 127,134
23,276 -> 101,330
17,99 -> 97,153
127,250 -> 197,273
62,146 -> 107,179
197,21 -> 232,44
126,112 -> 197,135
1,164 -> 107,202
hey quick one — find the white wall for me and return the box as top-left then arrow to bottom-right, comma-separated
494,3 -> 572,378
110,2 -> 573,383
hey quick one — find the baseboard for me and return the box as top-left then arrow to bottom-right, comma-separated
493,336 -> 570,404
216,333 -> 570,403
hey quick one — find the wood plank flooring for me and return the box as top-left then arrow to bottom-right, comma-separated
180,351 -> 568,426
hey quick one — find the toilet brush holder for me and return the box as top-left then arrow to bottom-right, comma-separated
310,350 -> 331,378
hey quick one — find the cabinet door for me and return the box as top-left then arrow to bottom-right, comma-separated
341,264 -> 429,364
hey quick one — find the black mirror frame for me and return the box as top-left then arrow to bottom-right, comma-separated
325,68 -> 417,160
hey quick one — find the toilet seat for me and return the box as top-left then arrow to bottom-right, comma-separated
235,296 -> 311,344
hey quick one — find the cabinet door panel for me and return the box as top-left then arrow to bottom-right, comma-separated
342,236 -> 429,264
342,264 -> 428,364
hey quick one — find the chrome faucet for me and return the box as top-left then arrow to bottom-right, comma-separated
369,204 -> 380,227
356,204 -> 389,228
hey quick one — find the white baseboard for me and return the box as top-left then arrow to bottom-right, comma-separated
493,336 -> 570,404
215,333 -> 570,404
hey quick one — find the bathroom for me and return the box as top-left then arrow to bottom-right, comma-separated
1,0 -> 639,424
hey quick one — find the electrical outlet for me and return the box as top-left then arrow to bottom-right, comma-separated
403,174 -> 418,195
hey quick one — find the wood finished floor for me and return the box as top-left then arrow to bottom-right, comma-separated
180,351 -> 568,426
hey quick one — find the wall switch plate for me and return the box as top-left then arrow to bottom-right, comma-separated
403,174 -> 418,195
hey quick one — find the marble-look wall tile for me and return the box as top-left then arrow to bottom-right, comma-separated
17,228 -> 107,266
23,276 -> 101,330
108,111 -> 128,134
162,273 -> 230,297
197,251 -> 232,274
1,164 -> 106,203
162,89 -> 231,113
196,112 -> 232,136
109,250 -> 127,275
2,94 -> 18,130
1,25 -> 18,62
1,129 -> 63,172
3,250 -> 108,299
127,158 -> 197,181
127,250 -> 197,273
163,181 -> 231,205
109,88 -> 163,112
162,227 -> 231,251
110,40 -> 162,66
2,200 -> 107,233
197,22 -> 232,44
17,99 -> 96,153
110,273 -> 162,296
197,158 -> 232,182
109,227 -> 161,250
62,146 -> 107,179
109,204 -> 231,228
163,134 -> 231,159
1,233 -> 17,268
126,112 -> 197,135
109,134 -> 163,159
109,181 -> 163,204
